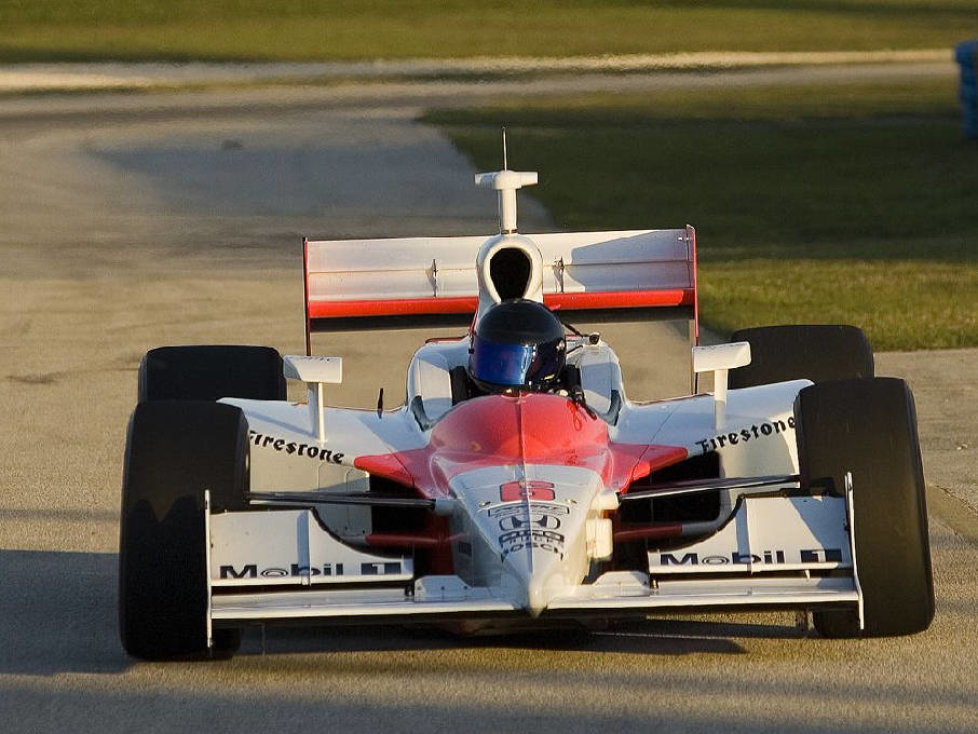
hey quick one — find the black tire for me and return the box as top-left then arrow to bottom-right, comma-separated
119,401 -> 250,660
138,345 -> 287,403
795,378 -> 934,638
729,325 -> 873,389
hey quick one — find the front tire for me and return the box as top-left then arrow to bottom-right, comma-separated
119,400 -> 250,660
795,378 -> 934,638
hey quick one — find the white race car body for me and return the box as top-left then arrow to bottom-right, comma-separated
210,384 -> 857,628
196,168 -> 863,639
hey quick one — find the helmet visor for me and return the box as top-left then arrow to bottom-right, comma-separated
469,335 -> 563,389
469,337 -> 535,387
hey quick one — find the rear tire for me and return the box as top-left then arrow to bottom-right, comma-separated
138,345 -> 287,403
119,401 -> 250,660
729,325 -> 873,389
795,378 -> 934,638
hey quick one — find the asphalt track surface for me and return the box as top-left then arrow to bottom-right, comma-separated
1,71 -> 977,733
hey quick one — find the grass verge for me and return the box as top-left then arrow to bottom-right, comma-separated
1,1 -> 977,61
424,79 -> 978,350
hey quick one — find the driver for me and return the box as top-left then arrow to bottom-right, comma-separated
467,298 -> 567,394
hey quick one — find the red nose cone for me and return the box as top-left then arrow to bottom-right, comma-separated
354,391 -> 689,498
430,393 -> 609,464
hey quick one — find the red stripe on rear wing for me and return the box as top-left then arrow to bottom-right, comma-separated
306,289 -> 693,320
303,227 -> 698,353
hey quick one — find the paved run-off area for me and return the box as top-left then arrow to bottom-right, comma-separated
0,75 -> 976,732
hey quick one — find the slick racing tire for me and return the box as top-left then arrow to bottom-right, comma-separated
138,345 -> 287,403
728,325 -> 873,389
119,400 -> 250,660
794,378 -> 934,638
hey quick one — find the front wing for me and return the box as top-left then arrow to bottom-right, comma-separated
205,487 -> 861,631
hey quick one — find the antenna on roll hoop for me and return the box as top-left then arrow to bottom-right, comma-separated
475,129 -> 537,235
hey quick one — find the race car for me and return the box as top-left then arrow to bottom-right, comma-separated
119,165 -> 934,660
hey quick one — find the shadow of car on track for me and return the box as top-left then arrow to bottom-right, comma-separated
0,549 -> 127,675
233,620 -> 754,659
0,548 -> 838,674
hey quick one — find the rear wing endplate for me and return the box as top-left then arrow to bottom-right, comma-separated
303,226 -> 698,354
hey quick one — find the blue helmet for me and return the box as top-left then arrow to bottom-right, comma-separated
468,299 -> 566,392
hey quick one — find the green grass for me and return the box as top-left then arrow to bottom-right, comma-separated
1,0 -> 977,61
424,80 -> 978,350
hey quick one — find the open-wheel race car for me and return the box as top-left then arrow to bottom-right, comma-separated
119,166 -> 934,660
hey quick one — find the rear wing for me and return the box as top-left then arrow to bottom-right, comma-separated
303,226 -> 698,354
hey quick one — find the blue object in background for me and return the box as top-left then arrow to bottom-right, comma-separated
957,40 -> 978,139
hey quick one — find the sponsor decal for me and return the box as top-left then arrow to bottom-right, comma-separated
488,482 -> 571,559
499,479 -> 555,502
488,502 -> 569,518
218,561 -> 404,579
221,563 -> 344,579
800,548 -> 843,563
498,514 -> 561,531
656,547 -> 841,566
249,431 -> 344,464
695,417 -> 796,455
499,528 -> 565,560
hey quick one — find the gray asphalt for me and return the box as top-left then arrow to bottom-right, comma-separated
0,79 -> 976,733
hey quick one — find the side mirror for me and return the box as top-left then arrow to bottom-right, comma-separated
284,355 -> 343,442
692,342 -> 751,429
